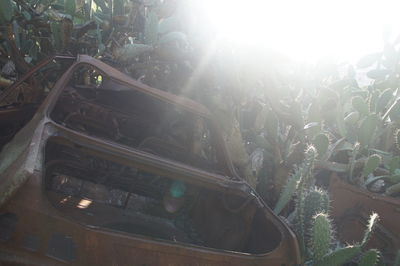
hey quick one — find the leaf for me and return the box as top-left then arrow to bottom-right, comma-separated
358,114 -> 379,147
367,69 -> 390,80
352,96 -> 369,116
357,53 -> 381,69
0,0 -> 13,23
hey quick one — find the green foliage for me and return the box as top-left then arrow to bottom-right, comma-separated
312,133 -> 329,158
352,96 -> 369,116
315,246 -> 361,266
363,154 -> 382,177
303,188 -> 330,229
358,114 -> 379,147
311,213 -> 333,261
359,249 -> 380,266
273,168 -> 301,215
361,213 -> 379,247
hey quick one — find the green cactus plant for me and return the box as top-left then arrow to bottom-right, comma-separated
312,133 -> 330,159
294,146 -> 317,252
359,249 -> 380,266
273,167 -> 302,215
352,96 -> 369,116
311,212 -> 333,261
315,245 -> 362,266
274,146 -> 317,215
361,212 -> 379,247
394,250 -> 400,266
304,187 -> 330,229
362,154 -> 382,177
308,212 -> 380,265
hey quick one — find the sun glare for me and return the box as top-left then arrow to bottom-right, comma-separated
197,0 -> 400,63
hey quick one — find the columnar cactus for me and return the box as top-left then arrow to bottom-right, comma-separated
311,213 -> 333,261
304,188 -> 330,230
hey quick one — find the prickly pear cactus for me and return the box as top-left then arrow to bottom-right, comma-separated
362,154 -> 382,177
361,212 -> 379,247
359,249 -> 380,266
315,245 -> 361,266
311,213 -> 333,261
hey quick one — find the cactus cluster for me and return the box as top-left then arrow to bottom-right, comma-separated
310,212 -> 381,266
275,146 -> 383,265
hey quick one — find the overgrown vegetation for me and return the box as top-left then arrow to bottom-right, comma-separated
2,0 -> 400,264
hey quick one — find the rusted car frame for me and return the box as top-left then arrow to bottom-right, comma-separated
0,55 -> 301,265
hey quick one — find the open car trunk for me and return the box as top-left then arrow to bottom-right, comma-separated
0,55 -> 300,265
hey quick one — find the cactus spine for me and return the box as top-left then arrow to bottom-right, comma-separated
311,213 -> 333,261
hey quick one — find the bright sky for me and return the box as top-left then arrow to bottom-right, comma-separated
197,0 -> 400,64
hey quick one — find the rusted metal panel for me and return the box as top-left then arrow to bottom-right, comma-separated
329,174 -> 400,261
0,55 -> 301,265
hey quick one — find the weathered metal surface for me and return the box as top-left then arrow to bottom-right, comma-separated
0,55 -> 301,265
329,174 -> 400,262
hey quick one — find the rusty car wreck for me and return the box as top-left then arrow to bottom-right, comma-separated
0,55 -> 301,265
